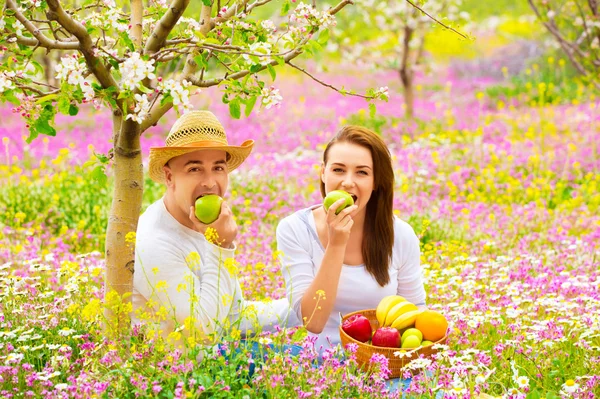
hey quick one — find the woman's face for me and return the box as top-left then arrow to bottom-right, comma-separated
321,141 -> 374,216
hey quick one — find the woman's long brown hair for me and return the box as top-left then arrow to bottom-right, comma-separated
320,126 -> 395,286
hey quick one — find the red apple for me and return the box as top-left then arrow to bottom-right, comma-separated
372,327 -> 401,348
342,314 -> 372,343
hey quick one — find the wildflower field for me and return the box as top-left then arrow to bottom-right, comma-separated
1,9 -> 600,399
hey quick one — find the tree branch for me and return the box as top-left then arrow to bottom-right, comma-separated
6,0 -> 80,50
288,62 -> 375,99
130,0 -> 144,49
144,0 -> 191,55
140,4 -> 212,130
46,0 -> 120,99
403,0 -> 468,40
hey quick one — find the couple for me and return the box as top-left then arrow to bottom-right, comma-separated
132,110 -> 426,357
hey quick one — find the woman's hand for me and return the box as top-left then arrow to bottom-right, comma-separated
189,202 -> 238,248
325,199 -> 358,247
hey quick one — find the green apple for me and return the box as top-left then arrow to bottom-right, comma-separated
401,328 -> 423,343
323,190 -> 354,215
401,335 -> 421,349
421,340 -> 434,346
194,195 -> 223,224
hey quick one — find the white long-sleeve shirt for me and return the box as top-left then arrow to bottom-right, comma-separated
276,205 -> 426,352
132,198 -> 299,348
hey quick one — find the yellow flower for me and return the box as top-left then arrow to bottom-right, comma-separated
221,294 -> 233,307
185,252 -> 201,270
204,227 -> 219,244
125,231 -> 136,245
224,258 -> 238,277
155,280 -> 168,292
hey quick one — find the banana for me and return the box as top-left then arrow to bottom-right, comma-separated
376,295 -> 406,326
383,301 -> 418,326
390,309 -> 423,330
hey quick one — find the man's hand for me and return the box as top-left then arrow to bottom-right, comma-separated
189,202 -> 238,248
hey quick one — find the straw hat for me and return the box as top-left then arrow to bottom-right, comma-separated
148,110 -> 254,183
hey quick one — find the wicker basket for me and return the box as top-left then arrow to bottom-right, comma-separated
339,309 -> 448,379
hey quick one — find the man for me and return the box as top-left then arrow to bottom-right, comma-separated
132,110 -> 298,349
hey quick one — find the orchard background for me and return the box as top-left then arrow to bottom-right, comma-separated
1,0 -> 599,398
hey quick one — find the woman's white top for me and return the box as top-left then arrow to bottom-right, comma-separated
276,205 -> 426,352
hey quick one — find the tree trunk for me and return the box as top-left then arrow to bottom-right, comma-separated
400,72 -> 415,119
104,114 -> 144,341
399,26 -> 415,119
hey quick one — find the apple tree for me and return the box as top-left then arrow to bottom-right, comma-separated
332,0 -> 469,118
0,0 -> 392,338
528,0 -> 600,90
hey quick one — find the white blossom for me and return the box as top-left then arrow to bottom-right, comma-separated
126,93 -> 151,124
0,71 -> 15,93
157,79 -> 193,113
120,52 -> 156,90
261,20 -> 277,33
261,86 -> 282,109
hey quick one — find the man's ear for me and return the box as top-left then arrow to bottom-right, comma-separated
163,164 -> 173,186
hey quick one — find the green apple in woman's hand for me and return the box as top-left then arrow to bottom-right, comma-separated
323,190 -> 354,214
195,195 -> 223,224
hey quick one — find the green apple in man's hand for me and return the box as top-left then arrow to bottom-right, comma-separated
195,195 -> 224,224
323,190 -> 354,215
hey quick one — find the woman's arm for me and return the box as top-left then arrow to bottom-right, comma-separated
277,202 -> 356,334
396,220 -> 427,308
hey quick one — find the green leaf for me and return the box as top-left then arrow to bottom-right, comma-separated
369,103 -> 376,119
250,64 -> 262,74
229,99 -> 241,119
201,0 -> 211,5
120,31 -> 135,52
267,64 -> 276,81
26,125 -> 39,144
526,390 -> 541,399
68,104 -> 79,116
2,90 -> 20,105
280,0 -> 291,15
274,56 -> 285,66
35,94 -> 58,104
58,97 -> 71,115
138,84 -> 153,94
31,60 -> 44,76
318,29 -> 330,45
90,165 -> 108,185
32,117 -> 56,137
245,96 -> 257,117
108,58 -> 120,70
194,53 -> 208,69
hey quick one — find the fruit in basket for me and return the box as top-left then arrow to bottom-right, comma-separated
401,335 -> 422,349
384,301 -> 418,326
341,314 -> 372,343
421,340 -> 434,346
401,328 -> 423,343
390,309 -> 423,330
375,295 -> 406,325
371,327 -> 401,348
415,310 -> 448,342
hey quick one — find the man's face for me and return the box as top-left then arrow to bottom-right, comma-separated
163,149 -> 229,215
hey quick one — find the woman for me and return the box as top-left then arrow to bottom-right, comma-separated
276,125 -> 426,353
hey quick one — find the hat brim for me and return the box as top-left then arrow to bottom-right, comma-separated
148,139 -> 254,184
